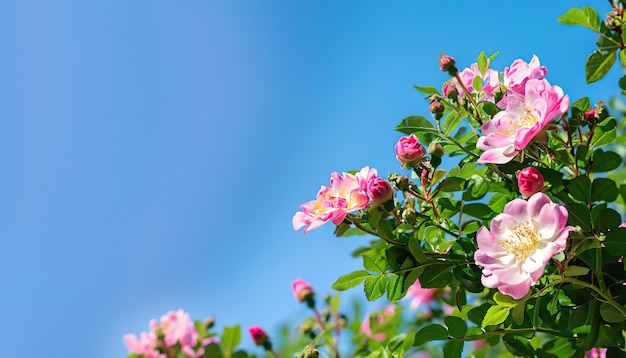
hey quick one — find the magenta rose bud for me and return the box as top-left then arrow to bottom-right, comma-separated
367,177 -> 393,207
439,54 -> 457,75
517,167 -> 544,198
292,278 -> 315,303
394,134 -> 426,168
249,325 -> 269,346
584,108 -> 597,121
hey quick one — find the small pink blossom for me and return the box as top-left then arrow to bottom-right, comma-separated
249,325 -> 270,346
439,54 -> 456,73
292,278 -> 314,302
366,177 -> 393,207
587,347 -> 607,358
584,108 -> 597,121
477,78 -> 569,164
474,193 -> 574,299
517,167 -> 544,198
123,332 -> 165,358
404,280 -> 437,310
359,306 -> 395,341
454,63 -> 501,102
394,134 -> 426,168
504,55 -> 547,95
293,168 -> 371,233
150,309 -> 199,348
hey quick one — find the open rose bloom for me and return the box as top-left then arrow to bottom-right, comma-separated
474,193 -> 574,299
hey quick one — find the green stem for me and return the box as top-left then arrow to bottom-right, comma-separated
451,326 -> 575,341
348,217 -> 404,246
564,277 -> 626,319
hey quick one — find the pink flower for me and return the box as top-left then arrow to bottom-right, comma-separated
454,63 -> 501,102
477,78 -> 569,164
293,169 -> 371,233
123,332 -> 166,358
150,309 -> 199,350
586,347 -> 607,358
359,306 -> 395,341
249,325 -> 270,346
584,108 -> 597,121
394,134 -> 426,168
504,56 -> 547,95
292,278 -> 314,302
366,177 -> 393,207
404,280 -> 436,310
439,54 -> 456,73
517,167 -> 544,198
474,193 -> 574,299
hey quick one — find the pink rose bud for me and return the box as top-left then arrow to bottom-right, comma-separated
248,325 -> 269,346
439,54 -> 457,75
428,142 -> 444,157
394,134 -> 426,168
292,278 -> 315,303
517,167 -> 544,198
584,108 -> 597,121
366,177 -> 393,207
429,100 -> 444,114
443,81 -> 459,99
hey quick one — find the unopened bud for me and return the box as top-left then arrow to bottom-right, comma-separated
248,325 -> 270,346
367,177 -> 393,207
389,174 -> 410,191
439,54 -> 457,76
443,82 -> 459,100
203,316 -> 215,330
300,345 -> 320,358
428,142 -> 444,157
394,134 -> 426,169
429,100 -> 444,115
292,278 -> 315,306
517,167 -> 544,198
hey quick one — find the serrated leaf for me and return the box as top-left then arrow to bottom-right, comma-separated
586,48 -> 616,84
413,324 -> 449,346
482,305 -> 511,327
332,270 -> 370,291
386,273 -> 407,301
363,253 -> 387,272
395,115 -> 435,134
364,275 -> 387,301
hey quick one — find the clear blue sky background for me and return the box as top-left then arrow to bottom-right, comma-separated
0,1 -> 620,357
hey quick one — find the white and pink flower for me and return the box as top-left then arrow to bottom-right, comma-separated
474,193 -> 574,299
454,63 -> 501,102
503,55 -> 547,96
477,78 -> 569,164
404,280 -> 437,310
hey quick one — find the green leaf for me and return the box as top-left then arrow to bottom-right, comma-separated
604,229 -> 626,257
222,325 -> 241,352
438,177 -> 465,192
572,97 -> 591,115
586,48 -> 617,84
419,262 -> 454,288
568,176 -> 591,202
332,270 -> 370,291
590,117 -> 617,147
565,202 -> 592,231
231,352 -> 248,358
477,51 -> 488,74
408,238 -> 428,263
583,5 -> 600,30
386,273 -> 407,301
599,302 -> 626,322
461,220 -> 481,235
444,316 -> 467,337
557,8 -> 588,26
443,340 -> 464,358
493,292 -> 525,307
413,85 -> 439,96
591,178 -> 619,202
482,305 -> 511,327
503,334 -> 535,357
564,265 -> 590,277
443,112 -> 462,136
395,115 -> 435,134
620,75 -> 626,90
363,253 -> 387,272
512,303 -> 525,325
591,149 -> 622,172
620,49 -> 626,67
364,275 -> 386,301
596,208 -> 622,232
537,338 -> 576,358
462,175 -> 489,201
203,343 -> 224,358
463,203 -> 494,219
413,324 -> 449,346
472,75 -> 483,92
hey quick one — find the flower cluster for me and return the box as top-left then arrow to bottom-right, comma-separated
292,167 -> 393,233
124,309 -> 214,358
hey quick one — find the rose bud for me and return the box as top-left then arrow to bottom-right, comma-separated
443,81 -> 459,100
439,54 -> 457,75
428,142 -> 444,157
517,167 -> 544,198
366,177 -> 393,207
292,278 -> 315,304
248,325 -> 269,346
394,134 -> 426,168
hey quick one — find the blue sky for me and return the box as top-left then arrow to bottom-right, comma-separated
0,1 -> 620,357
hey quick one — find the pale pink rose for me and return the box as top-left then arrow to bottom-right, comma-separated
292,278 -> 314,302
517,167 -> 544,198
359,306 -> 395,341
293,169 -> 370,233
454,63 -> 501,102
474,193 -> 574,299
355,166 -> 378,191
587,347 -> 607,358
442,81 -> 458,99
477,78 -> 569,164
394,134 -> 426,168
249,325 -> 269,346
366,177 -> 393,207
123,332 -> 166,358
504,55 -> 547,96
151,309 -> 199,349
620,222 -> 626,228
404,280 -> 436,310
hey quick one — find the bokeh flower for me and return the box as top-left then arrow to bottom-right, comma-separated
474,193 -> 574,299
404,280 -> 437,310
248,325 -> 270,346
292,278 -> 314,302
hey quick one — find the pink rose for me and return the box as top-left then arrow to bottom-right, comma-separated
404,280 -> 437,310
292,278 -> 314,302
477,78 -> 569,164
517,167 -> 544,198
394,134 -> 426,168
439,54 -> 456,73
249,325 -> 269,346
366,177 -> 393,207
454,63 -> 501,102
474,193 -> 574,299
123,332 -> 165,358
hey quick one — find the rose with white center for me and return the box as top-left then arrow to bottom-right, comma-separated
474,193 -> 574,299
